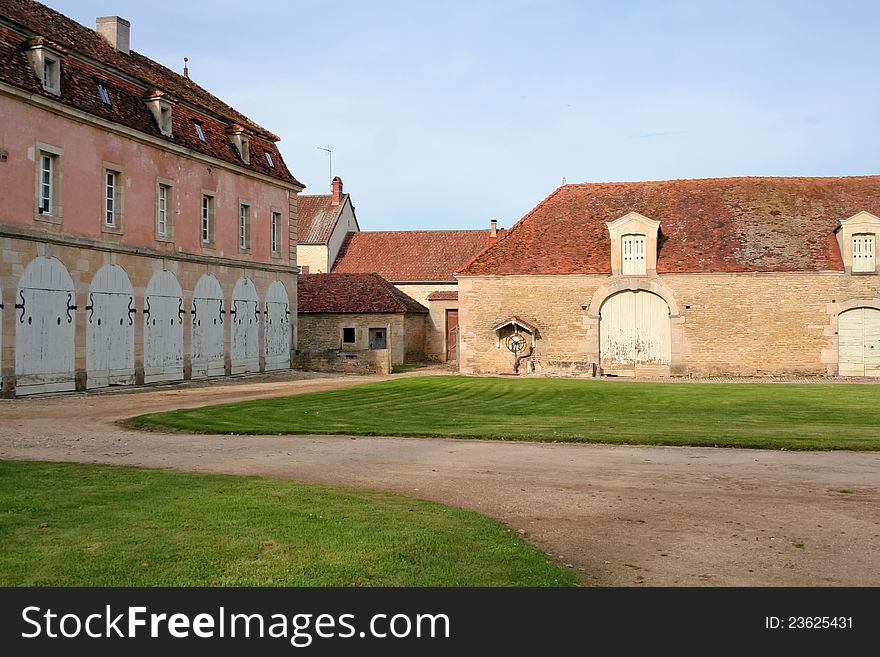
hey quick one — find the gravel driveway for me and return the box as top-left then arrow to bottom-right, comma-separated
1,371 -> 878,586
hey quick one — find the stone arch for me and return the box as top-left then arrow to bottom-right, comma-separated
191,273 -> 226,378
231,276 -> 260,373
15,256 -> 77,395
86,264 -> 135,388
143,270 -> 184,383
584,277 -> 687,376
264,280 -> 291,370
822,297 -> 880,376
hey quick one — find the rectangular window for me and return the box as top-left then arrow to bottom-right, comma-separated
271,211 -> 280,254
265,152 -> 275,168
853,234 -> 876,273
194,121 -> 205,142
239,203 -> 250,250
157,184 -> 170,236
43,58 -> 56,90
97,82 -> 111,105
342,327 -> 356,344
105,171 -> 117,226
622,234 -> 646,275
201,194 -> 213,243
39,154 -> 53,214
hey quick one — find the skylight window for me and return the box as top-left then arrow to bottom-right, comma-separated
194,121 -> 205,142
97,82 -> 111,106
265,152 -> 275,168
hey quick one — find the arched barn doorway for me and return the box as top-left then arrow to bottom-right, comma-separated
15,256 -> 76,395
599,290 -> 670,376
838,308 -> 880,377
143,270 -> 184,383
191,274 -> 226,379
86,264 -> 135,388
231,277 -> 260,374
264,280 -> 291,371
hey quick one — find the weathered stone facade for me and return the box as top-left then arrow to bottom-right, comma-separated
297,312 -> 415,365
0,229 -> 297,393
458,272 -> 880,377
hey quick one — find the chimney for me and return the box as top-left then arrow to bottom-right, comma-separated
331,176 -> 343,206
490,218 -> 498,238
96,16 -> 131,55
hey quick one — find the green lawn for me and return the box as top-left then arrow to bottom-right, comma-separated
131,376 -> 880,450
0,460 -> 575,586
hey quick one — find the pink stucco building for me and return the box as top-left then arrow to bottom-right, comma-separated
0,0 -> 304,395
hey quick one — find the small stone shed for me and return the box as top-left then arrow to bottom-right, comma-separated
297,273 -> 428,366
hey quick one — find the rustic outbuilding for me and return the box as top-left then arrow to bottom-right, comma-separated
457,177 -> 880,378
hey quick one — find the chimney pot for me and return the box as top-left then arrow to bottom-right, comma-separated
96,16 -> 131,55
490,218 -> 498,238
331,176 -> 343,206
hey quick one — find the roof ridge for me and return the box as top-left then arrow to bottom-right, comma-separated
564,174 -> 880,187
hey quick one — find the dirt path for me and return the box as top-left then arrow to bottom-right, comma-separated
1,372 -> 878,586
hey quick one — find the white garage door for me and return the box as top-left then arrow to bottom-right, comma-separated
264,281 -> 291,371
191,274 -> 226,379
839,308 -> 880,377
231,277 -> 260,374
600,290 -> 670,375
86,264 -> 135,388
144,270 -> 184,383
15,256 -> 76,395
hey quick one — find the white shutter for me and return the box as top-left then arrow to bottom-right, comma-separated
622,234 -> 646,275
853,234 -> 876,273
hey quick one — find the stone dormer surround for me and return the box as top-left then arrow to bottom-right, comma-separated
836,211 -> 879,274
605,211 -> 660,276
143,89 -> 174,137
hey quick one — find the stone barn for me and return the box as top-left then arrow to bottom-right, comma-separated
296,273 -> 428,372
456,177 -> 880,378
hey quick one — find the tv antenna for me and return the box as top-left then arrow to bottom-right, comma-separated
317,146 -> 332,186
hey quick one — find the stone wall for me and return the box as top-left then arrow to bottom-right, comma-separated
297,313 -> 406,364
0,229 -> 297,394
395,283 -> 457,361
404,313 -> 426,362
296,348 -> 390,375
296,245 -> 328,273
458,272 -> 880,377
425,297 -> 459,362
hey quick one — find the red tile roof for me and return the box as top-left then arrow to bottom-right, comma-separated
332,230 -> 495,281
460,176 -> 880,275
427,291 -> 458,301
298,273 -> 428,314
297,194 -> 349,244
0,0 -> 301,186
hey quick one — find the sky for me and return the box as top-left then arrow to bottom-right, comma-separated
44,0 -> 880,231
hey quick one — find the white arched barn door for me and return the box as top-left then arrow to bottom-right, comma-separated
86,264 -> 135,388
15,256 -> 76,395
191,274 -> 226,379
231,277 -> 260,374
143,270 -> 184,383
600,290 -> 670,376
839,308 -> 880,377
264,280 -> 291,371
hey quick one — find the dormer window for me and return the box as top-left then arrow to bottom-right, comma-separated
837,212 -> 880,274
26,41 -> 61,95
606,212 -> 660,277
265,152 -> 275,168
97,82 -> 111,106
853,234 -> 876,273
193,121 -> 206,142
621,234 -> 646,275
227,126 -> 250,164
43,57 -> 58,91
144,91 -> 174,137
